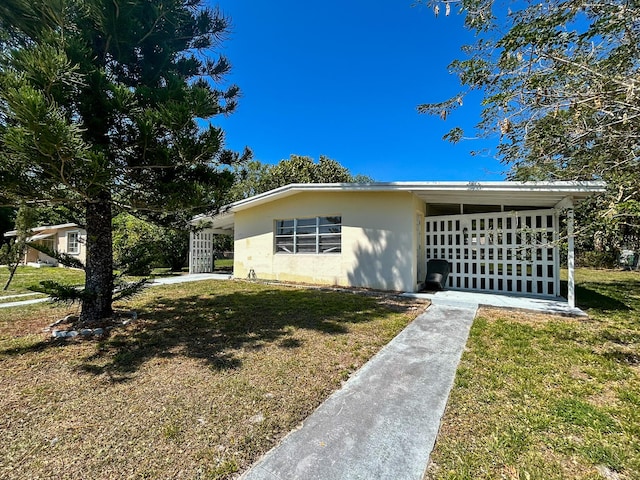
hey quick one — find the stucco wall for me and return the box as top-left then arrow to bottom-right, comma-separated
233,191 -> 420,291
56,227 -> 86,264
413,195 -> 427,284
24,227 -> 86,266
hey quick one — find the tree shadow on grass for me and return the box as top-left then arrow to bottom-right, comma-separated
560,280 -> 632,312
73,287 -> 391,381
601,350 -> 640,366
559,276 -> 640,370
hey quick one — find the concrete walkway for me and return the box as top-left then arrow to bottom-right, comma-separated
241,302 -> 478,480
0,296 -> 51,308
149,273 -> 232,285
404,290 -> 587,316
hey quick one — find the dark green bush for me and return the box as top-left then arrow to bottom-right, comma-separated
576,250 -> 618,269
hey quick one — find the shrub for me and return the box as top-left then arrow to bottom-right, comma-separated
576,250 -> 618,269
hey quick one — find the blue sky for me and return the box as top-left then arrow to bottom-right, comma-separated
210,0 -> 505,181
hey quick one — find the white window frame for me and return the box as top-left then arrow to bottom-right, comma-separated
66,231 -> 81,255
275,216 -> 341,254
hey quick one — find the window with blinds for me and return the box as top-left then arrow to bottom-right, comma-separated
275,216 -> 341,254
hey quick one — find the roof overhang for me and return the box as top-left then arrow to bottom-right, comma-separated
4,223 -> 79,238
193,181 -> 606,231
28,233 -> 55,241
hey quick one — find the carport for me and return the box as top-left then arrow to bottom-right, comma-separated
189,181 -> 605,307
412,183 -> 601,308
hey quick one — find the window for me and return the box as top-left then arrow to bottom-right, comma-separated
275,216 -> 341,254
37,238 -> 55,253
67,232 -> 80,255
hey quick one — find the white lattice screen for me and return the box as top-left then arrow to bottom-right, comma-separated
425,209 -> 559,297
189,230 -> 215,273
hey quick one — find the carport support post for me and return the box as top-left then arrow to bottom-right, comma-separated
188,231 -> 194,274
567,208 -> 576,308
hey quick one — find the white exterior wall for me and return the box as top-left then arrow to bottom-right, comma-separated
413,194 -> 427,285
234,191 -> 419,291
24,226 -> 86,266
56,227 -> 86,264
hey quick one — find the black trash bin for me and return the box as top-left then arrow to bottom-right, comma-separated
424,259 -> 451,291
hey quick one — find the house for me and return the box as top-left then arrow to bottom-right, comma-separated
189,181 -> 605,307
3,223 -> 86,267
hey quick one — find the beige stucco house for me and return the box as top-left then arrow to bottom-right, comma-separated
190,181 -> 605,307
4,223 -> 86,267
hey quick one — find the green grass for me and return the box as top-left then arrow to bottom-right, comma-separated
4,266 -> 637,479
0,279 -> 426,480
149,259 -> 232,277
0,266 -> 85,296
426,268 -> 640,480
215,258 -> 233,269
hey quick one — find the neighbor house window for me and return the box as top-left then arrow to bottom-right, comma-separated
275,216 -> 341,254
38,238 -> 55,253
67,232 -> 80,255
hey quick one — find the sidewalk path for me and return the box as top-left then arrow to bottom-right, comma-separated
0,273 -> 233,309
0,297 -> 51,309
149,273 -> 232,285
240,302 -> 478,480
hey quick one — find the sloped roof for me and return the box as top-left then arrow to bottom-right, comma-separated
193,181 -> 606,232
4,223 -> 81,238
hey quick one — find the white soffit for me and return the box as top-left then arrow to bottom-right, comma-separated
4,223 -> 80,238
234,181 -> 605,209
28,233 -> 55,241
200,181 -> 606,229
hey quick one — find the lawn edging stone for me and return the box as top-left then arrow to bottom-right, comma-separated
47,310 -> 138,339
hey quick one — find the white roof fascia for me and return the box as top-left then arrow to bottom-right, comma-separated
227,181 -> 605,211
28,233 -> 55,241
30,223 -> 79,232
4,223 -> 81,238
195,181 -> 606,230
6,222 -> 79,233
190,210 -> 236,233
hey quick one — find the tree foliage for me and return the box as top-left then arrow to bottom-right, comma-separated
112,213 -> 189,275
0,206 -> 15,237
228,155 -> 373,202
0,204 -> 37,290
0,0 -> 243,322
112,214 -> 162,276
420,0 -> 640,253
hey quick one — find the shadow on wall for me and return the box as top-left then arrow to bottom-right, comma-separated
347,228 -> 413,292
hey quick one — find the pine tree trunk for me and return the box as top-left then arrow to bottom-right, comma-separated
3,262 -> 19,291
3,239 -> 28,291
80,192 -> 114,324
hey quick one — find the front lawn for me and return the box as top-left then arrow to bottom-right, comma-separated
426,268 -> 640,480
0,280 -> 426,479
0,266 -> 85,297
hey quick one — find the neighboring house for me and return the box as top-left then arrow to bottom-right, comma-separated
3,223 -> 86,267
189,181 -> 605,307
